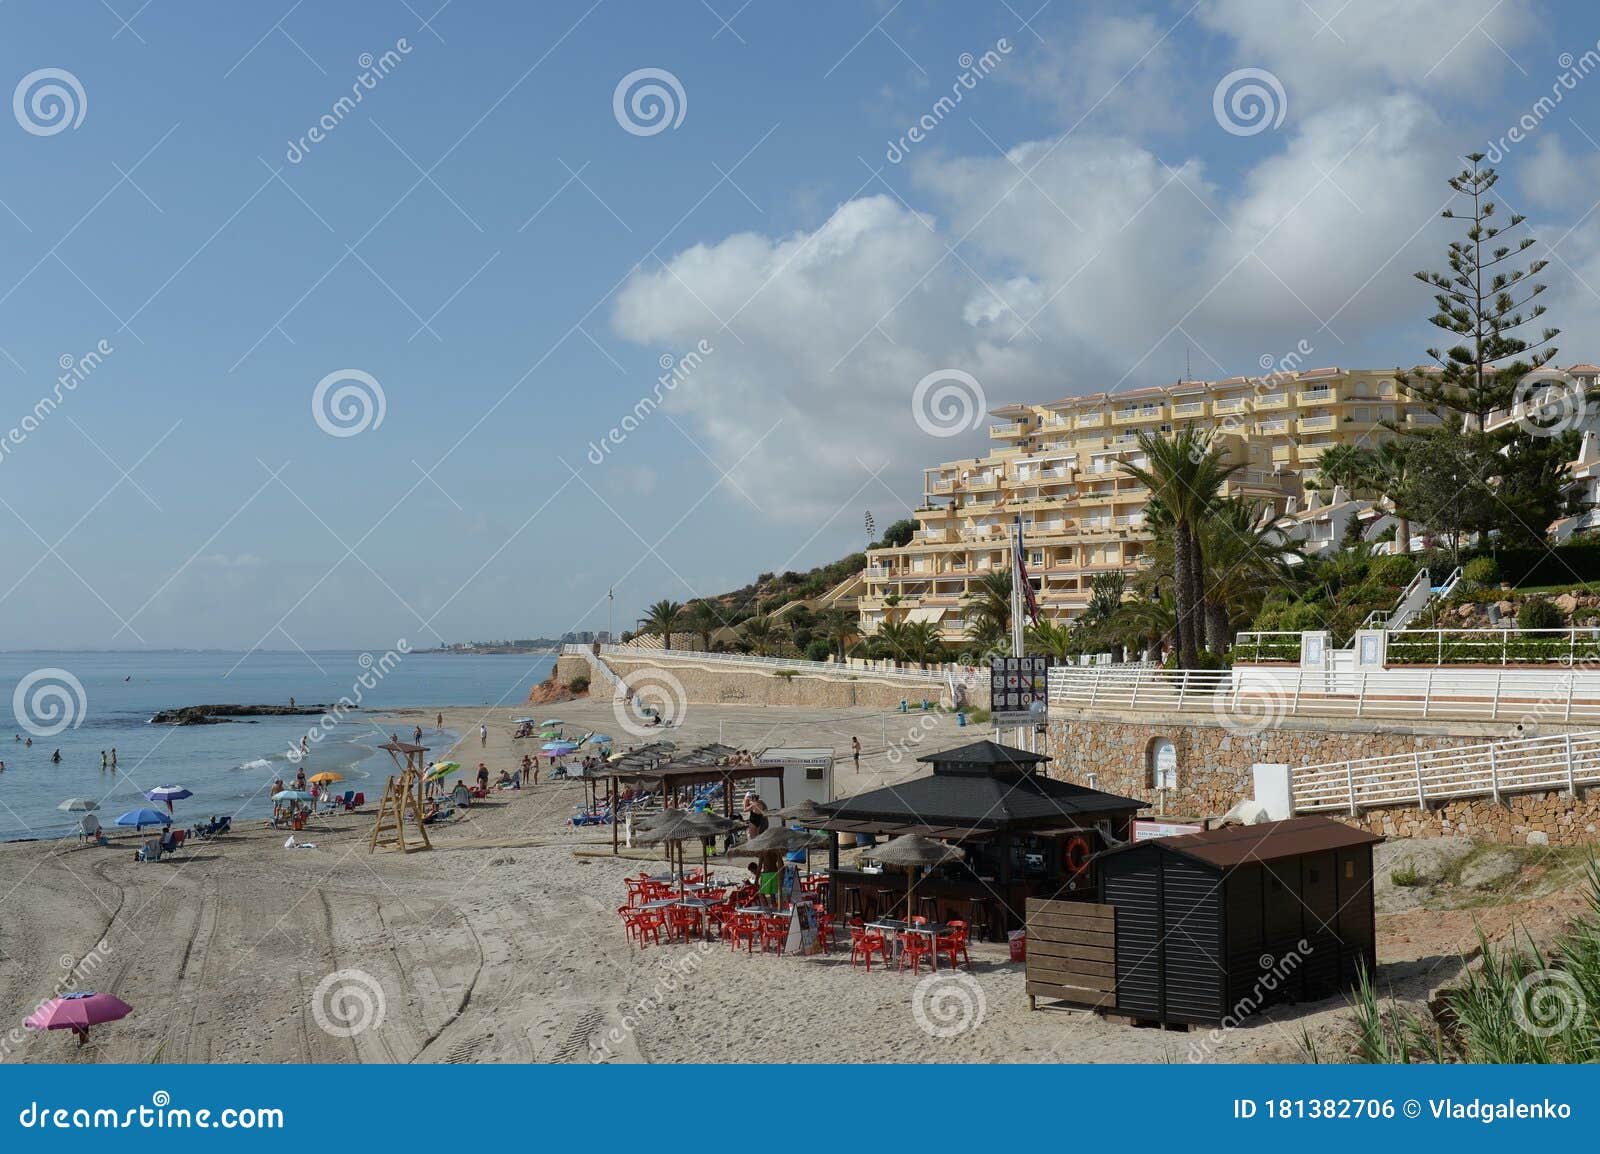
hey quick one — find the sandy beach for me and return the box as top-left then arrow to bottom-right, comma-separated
0,697 -> 1578,1065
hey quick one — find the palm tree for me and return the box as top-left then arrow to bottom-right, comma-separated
638,600 -> 684,649
740,615 -> 783,656
902,620 -> 946,665
1366,439 -> 1414,555
823,608 -> 858,659
962,569 -> 1013,656
1197,500 -> 1298,654
1027,617 -> 1076,660
684,600 -> 724,652
1121,589 -> 1177,661
1084,571 -> 1125,625
1122,429 -> 1237,668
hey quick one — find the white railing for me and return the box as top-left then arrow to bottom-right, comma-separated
562,644 -> 624,690
1294,730 -> 1600,814
1048,664 -> 1600,724
590,643 -> 958,685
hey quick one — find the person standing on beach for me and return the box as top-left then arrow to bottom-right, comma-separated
289,697 -> 296,710
851,736 -> 861,768
110,747 -> 116,769
479,723 -> 487,748
101,751 -> 107,771
413,724 -> 423,745
436,711 -> 443,730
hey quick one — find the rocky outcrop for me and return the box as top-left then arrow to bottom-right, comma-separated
149,704 -> 328,725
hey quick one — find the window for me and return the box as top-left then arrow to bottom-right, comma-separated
1148,738 -> 1177,790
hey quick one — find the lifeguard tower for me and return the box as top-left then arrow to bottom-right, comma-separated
369,740 -> 432,853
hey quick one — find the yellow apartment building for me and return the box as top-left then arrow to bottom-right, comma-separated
861,365 -> 1437,642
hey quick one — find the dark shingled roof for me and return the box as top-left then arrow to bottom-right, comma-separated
1122,816 -> 1383,869
815,740 -> 1144,832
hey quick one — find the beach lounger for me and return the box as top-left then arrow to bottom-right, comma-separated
77,814 -> 101,844
136,839 -> 162,863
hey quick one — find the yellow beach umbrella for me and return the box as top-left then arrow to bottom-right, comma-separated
308,771 -> 343,785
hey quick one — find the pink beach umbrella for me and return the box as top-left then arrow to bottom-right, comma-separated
25,991 -> 132,1046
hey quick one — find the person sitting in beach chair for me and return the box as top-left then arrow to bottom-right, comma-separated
135,838 -> 162,863
77,813 -> 101,844
451,783 -> 472,808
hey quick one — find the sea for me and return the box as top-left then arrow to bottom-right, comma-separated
0,649 -> 555,841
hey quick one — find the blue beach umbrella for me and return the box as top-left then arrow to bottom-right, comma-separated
542,741 -> 578,754
585,734 -> 613,745
272,790 -> 314,802
143,785 -> 192,815
114,808 -> 172,831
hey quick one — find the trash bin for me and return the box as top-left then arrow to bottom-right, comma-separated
956,712 -> 966,727
1008,930 -> 1026,963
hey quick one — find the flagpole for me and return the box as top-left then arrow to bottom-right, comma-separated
1011,515 -> 1025,658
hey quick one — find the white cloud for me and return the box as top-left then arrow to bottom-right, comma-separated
1008,11 -> 1187,134
1199,0 -> 1537,103
611,93 -> 1458,519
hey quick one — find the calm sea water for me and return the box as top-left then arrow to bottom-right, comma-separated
0,650 -> 554,840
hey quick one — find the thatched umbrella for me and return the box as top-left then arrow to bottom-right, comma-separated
869,834 -> 966,923
734,826 -> 830,854
772,798 -> 827,822
636,809 -> 738,895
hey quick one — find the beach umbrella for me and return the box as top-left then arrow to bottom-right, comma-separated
271,790 -> 313,802
433,760 -> 460,772
870,834 -> 966,923
308,771 -> 342,784
512,717 -> 535,725
25,992 -> 132,1046
773,798 -> 827,822
542,741 -> 577,753
584,733 -> 613,745
114,808 -> 171,831
57,798 -> 98,813
637,810 -> 739,898
736,826 -> 830,854
539,718 -> 564,727
143,785 -> 192,815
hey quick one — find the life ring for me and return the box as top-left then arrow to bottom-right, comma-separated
1063,832 -> 1092,876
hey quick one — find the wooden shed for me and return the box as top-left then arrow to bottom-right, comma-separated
1090,817 -> 1381,1027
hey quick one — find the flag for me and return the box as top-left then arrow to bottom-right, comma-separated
1013,520 -> 1040,626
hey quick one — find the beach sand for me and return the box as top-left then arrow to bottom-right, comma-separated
0,697 -> 1558,1064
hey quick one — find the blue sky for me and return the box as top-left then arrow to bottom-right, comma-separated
3,0 -> 1600,650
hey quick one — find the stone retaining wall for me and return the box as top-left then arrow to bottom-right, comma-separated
1045,710 -> 1600,847
602,655 -> 955,711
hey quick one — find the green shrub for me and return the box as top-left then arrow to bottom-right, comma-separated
1389,867 -> 1424,888
566,675 -> 590,693
1462,556 -> 1500,586
1371,554 -> 1418,585
804,639 -> 832,662
1517,597 -> 1565,631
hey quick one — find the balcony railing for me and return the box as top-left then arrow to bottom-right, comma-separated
989,421 -> 1026,436
1255,393 -> 1288,409
1075,413 -> 1105,428
1171,401 -> 1205,417
1299,414 -> 1337,432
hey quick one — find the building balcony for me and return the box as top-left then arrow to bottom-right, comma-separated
1171,400 -> 1207,418
1298,387 -> 1338,406
1075,413 -> 1105,428
1298,441 -> 1336,460
989,421 -> 1028,438
1254,393 -> 1289,411
1298,414 -> 1337,433
1256,418 -> 1290,435
1112,406 -> 1166,425
1212,398 -> 1248,415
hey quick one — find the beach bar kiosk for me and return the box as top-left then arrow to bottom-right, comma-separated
1090,817 -> 1380,1027
811,741 -> 1145,939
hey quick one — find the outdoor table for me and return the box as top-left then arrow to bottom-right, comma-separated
866,920 -> 954,971
672,897 -> 719,940
637,899 -> 677,912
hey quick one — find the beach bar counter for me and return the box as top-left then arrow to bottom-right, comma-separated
808,741 -> 1145,940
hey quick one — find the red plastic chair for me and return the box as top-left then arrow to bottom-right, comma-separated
936,920 -> 970,969
848,920 -> 889,972
618,906 -> 662,947
898,929 -> 935,975
758,915 -> 789,955
666,905 -> 700,943
816,912 -> 835,954
726,913 -> 759,954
